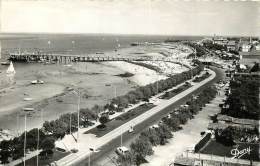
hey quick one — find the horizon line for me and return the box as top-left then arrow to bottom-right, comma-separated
0,31 -> 259,38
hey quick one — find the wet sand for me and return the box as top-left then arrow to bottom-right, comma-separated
0,42 -> 192,135
0,62 -> 135,134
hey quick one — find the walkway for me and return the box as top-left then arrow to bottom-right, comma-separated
55,69 -> 216,166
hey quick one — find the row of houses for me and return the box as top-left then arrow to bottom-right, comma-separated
199,36 -> 260,52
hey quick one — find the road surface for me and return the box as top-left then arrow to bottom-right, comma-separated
55,67 -> 223,166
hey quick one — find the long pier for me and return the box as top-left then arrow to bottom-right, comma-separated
8,53 -> 159,63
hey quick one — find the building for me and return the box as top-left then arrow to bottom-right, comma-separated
226,40 -> 237,51
241,44 -> 252,52
255,44 -> 260,51
212,37 -> 228,46
239,51 -> 260,67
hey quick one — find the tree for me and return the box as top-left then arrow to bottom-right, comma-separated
162,116 -> 181,132
130,137 -> 154,166
21,128 -> 46,151
11,137 -> 24,160
43,120 -> 68,139
157,124 -> 173,145
215,127 -> 235,146
117,152 -> 134,166
80,108 -> 97,126
99,114 -> 109,128
91,104 -> 103,115
0,140 -> 12,163
140,129 -> 160,146
40,136 -> 55,158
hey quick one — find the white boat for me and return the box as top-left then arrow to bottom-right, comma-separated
1,61 -> 10,65
64,64 -> 72,67
6,61 -> 16,75
31,80 -> 44,84
22,107 -> 35,112
23,98 -> 33,101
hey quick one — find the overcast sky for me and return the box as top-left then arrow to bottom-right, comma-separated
1,0 -> 259,36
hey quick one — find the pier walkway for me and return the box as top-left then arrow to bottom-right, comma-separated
8,52 -> 165,63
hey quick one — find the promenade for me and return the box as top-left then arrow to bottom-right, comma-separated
55,69 -> 216,166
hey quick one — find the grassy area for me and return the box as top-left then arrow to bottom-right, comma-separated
17,149 -> 71,166
200,140 -> 260,161
85,103 -> 155,137
160,83 -> 192,100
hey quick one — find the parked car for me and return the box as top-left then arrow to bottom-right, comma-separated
115,146 -> 130,156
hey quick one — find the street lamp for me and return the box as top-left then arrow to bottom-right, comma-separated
23,113 -> 27,166
72,90 -> 80,144
36,109 -> 43,166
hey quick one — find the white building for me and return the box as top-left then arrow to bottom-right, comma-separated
226,41 -> 237,51
213,37 -> 228,46
241,43 -> 252,52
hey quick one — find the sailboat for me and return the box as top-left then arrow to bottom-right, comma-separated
6,61 -> 16,75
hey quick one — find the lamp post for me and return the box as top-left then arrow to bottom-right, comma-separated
72,90 -> 80,144
23,113 -> 27,166
36,109 -> 43,166
69,112 -> 72,135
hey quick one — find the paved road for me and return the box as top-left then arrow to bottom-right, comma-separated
56,67 -> 223,166
88,67 -> 225,166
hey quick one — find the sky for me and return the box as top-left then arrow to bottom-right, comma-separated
0,0 -> 260,36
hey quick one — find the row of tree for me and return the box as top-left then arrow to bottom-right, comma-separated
106,64 -> 204,112
0,106 -> 101,163
118,86 -> 217,166
0,128 -> 55,163
0,63 -> 204,164
221,76 -> 259,120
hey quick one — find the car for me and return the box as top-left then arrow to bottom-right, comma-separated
108,111 -> 115,115
150,124 -> 159,129
115,146 -> 129,156
71,148 -> 79,153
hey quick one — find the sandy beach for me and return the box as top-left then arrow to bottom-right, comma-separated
0,42 -> 193,135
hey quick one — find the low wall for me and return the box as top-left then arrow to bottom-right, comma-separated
194,133 -> 211,153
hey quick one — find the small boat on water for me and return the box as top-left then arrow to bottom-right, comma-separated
1,61 -> 10,65
22,107 -> 35,112
31,80 -> 44,84
23,97 -> 33,101
64,64 -> 72,67
6,61 -> 16,75
96,52 -> 104,54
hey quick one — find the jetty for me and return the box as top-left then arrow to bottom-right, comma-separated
8,52 -> 167,63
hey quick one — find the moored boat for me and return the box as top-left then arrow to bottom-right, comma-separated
31,80 -> 44,84
1,61 -> 10,65
6,61 -> 16,75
